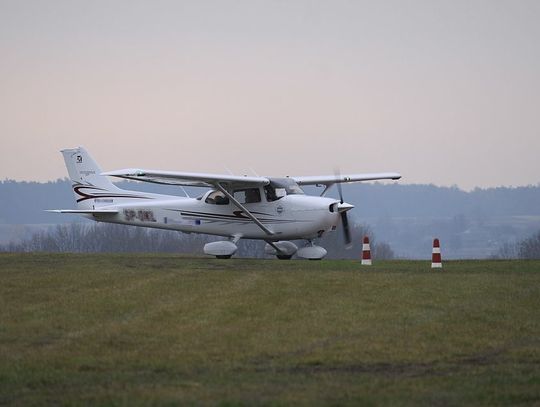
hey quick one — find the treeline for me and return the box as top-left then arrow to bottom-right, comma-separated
0,222 -> 394,260
4,178 -> 539,259
494,231 -> 540,259
2,179 -> 540,225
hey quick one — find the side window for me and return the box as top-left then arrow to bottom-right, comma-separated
233,188 -> 261,204
265,185 -> 286,202
205,190 -> 229,205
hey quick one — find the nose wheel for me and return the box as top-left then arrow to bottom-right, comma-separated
296,240 -> 327,260
264,240 -> 298,259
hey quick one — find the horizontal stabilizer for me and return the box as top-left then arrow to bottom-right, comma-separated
45,209 -> 118,214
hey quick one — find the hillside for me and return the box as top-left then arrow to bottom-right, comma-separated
1,179 -> 539,258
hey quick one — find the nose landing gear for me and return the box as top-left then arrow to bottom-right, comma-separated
296,240 -> 327,260
264,241 -> 298,260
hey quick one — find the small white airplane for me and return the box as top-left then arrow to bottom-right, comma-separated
49,147 -> 400,259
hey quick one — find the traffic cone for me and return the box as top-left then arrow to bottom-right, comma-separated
431,238 -> 442,268
361,236 -> 372,265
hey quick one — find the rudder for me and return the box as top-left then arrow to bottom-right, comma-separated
58,147 -> 159,211
61,147 -> 119,191
61,147 -> 123,209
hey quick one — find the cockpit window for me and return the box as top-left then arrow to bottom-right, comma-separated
285,184 -> 304,195
205,190 -> 230,205
265,178 -> 304,201
233,188 -> 261,204
264,185 -> 278,202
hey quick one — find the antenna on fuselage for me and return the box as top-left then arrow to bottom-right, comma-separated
248,167 -> 260,177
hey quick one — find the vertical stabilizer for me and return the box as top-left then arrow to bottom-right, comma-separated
61,147 -> 122,209
61,147 -> 119,191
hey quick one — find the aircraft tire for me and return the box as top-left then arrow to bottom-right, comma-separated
277,255 -> 293,260
216,255 -> 232,259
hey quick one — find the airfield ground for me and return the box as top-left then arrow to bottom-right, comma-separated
0,254 -> 539,406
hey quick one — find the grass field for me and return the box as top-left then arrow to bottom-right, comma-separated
1,254 -> 539,406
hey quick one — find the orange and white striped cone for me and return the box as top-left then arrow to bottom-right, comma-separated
361,236 -> 372,266
431,238 -> 442,268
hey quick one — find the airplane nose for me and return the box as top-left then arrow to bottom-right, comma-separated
337,202 -> 354,213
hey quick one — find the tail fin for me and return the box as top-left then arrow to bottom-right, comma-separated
61,147 -> 119,190
61,147 -> 121,209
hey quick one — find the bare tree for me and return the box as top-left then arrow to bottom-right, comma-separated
1,221 -> 395,260
493,230 -> 540,259
494,241 -> 519,259
518,231 -> 540,259
372,242 -> 395,260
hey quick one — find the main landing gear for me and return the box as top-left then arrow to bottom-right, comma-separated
205,239 -> 327,260
264,241 -> 298,260
203,240 -> 238,259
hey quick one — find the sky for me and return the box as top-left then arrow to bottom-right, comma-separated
0,0 -> 539,190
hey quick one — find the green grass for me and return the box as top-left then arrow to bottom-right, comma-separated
1,254 -> 539,406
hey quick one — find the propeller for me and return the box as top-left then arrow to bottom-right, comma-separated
335,171 -> 353,248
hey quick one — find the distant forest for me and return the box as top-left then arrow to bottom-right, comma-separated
1,179 -> 539,259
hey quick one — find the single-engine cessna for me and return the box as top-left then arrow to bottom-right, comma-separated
49,147 -> 401,259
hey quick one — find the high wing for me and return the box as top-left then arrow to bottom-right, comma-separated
102,168 -> 400,188
101,169 -> 270,188
292,172 -> 401,186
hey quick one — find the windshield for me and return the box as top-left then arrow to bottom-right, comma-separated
265,178 -> 304,201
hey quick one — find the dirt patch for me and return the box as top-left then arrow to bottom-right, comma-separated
244,338 -> 540,378
284,361 -> 441,377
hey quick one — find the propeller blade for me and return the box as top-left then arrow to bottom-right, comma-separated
335,168 -> 352,247
341,212 -> 352,247
336,181 -> 344,204
335,171 -> 344,204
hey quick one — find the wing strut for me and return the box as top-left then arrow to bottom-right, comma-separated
319,184 -> 333,197
214,183 -> 274,236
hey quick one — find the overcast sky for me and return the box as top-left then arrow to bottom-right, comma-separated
1,0 -> 539,189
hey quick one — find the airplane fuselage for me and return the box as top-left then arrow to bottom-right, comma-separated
88,193 -> 341,241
